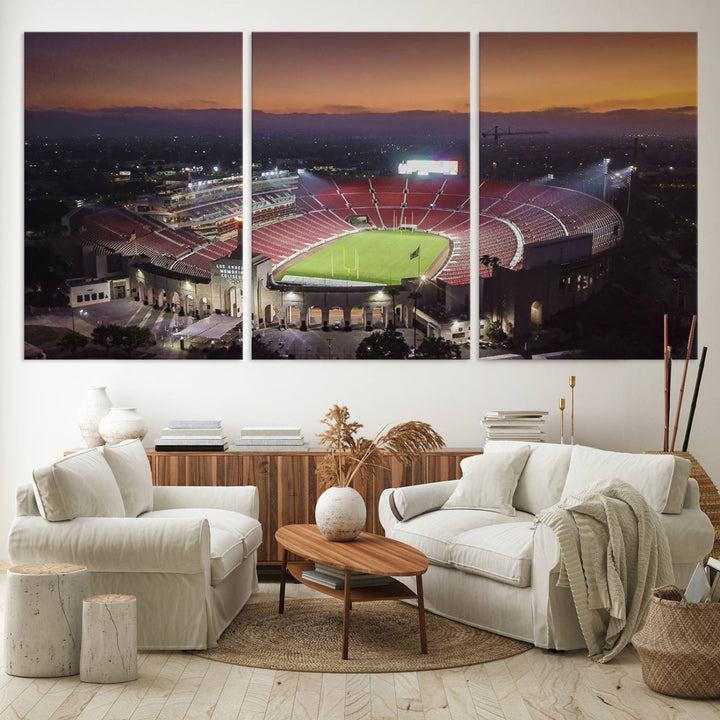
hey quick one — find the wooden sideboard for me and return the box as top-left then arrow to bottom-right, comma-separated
147,449 -> 480,565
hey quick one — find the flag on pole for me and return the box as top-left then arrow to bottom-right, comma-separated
410,246 -> 420,260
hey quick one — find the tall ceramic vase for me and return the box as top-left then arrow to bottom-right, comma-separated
77,386 -> 113,447
98,408 -> 148,446
315,486 -> 366,541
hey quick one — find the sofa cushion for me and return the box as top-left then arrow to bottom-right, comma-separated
450,522 -> 535,587
101,439 -> 154,517
442,446 -> 530,516
389,508 -> 535,568
32,448 -> 125,521
562,445 -> 691,514
141,507 -> 263,574
484,441 -> 572,515
208,528 -> 248,585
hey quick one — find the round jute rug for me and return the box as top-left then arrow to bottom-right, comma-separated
193,599 -> 531,673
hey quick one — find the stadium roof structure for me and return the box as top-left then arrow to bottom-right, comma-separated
479,180 -> 624,277
80,208 -> 238,281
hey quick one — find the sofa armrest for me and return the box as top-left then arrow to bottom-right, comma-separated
15,483 -> 40,517
657,507 -> 714,565
8,515 -> 210,574
683,477 -> 701,509
378,480 -> 459,534
152,485 -> 259,520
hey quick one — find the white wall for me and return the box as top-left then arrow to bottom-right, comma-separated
2,0 -> 719,560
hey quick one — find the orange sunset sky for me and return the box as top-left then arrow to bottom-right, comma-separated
253,33 -> 469,114
25,32 -> 695,116
480,33 -> 696,113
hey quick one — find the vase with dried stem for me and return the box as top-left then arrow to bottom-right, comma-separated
314,405 -> 444,541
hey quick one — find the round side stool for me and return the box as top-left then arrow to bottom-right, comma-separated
80,594 -> 138,683
4,563 -> 87,677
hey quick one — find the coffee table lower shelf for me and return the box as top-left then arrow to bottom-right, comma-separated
287,562 -> 418,602
280,560 -> 427,659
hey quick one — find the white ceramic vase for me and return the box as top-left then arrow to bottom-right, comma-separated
98,407 -> 148,446
78,386 -> 113,447
315,486 -> 367,542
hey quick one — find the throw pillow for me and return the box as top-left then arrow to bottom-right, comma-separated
32,448 -> 125,521
562,445 -> 691,514
442,446 -> 531,515
101,438 -> 154,517
483,440 -> 573,515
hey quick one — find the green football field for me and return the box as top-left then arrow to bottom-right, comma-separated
276,230 -> 448,286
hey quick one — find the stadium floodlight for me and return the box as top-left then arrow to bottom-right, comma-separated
398,159 -> 458,176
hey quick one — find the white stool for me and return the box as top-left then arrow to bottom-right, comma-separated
4,563 -> 87,677
80,594 -> 138,683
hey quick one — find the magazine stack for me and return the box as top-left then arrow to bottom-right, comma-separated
154,420 -> 228,451
301,563 -> 390,590
482,410 -> 548,443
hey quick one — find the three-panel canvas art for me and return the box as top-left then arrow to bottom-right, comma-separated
24,32 -> 697,360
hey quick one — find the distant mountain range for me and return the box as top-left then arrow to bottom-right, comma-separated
481,107 -> 697,138
24,106 -> 696,140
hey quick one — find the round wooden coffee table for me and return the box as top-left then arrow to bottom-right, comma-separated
275,524 -> 429,660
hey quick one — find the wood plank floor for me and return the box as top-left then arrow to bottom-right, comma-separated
1,565 -> 718,719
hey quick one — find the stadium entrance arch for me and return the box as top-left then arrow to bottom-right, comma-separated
328,307 -> 344,329
307,306 -> 322,328
350,307 -> 364,328
530,300 -> 543,326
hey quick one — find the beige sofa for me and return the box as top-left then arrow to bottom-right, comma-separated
8,440 -> 261,650
379,442 -> 714,651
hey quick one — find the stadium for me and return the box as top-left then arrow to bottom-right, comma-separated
74,166 -> 623,348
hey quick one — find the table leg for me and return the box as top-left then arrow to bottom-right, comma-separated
416,574 -> 427,654
278,548 -> 288,614
342,568 -> 351,660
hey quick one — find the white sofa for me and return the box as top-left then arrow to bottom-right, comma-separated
379,442 -> 715,651
8,440 -> 262,651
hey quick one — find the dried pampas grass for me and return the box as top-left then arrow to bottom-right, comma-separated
317,405 -> 444,490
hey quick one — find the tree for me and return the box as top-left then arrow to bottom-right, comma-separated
356,326 -> 410,359
91,323 -> 152,357
117,325 -> 152,356
91,324 -> 115,354
415,336 -> 461,359
485,320 -> 507,343
59,332 -> 88,357
206,342 -> 243,359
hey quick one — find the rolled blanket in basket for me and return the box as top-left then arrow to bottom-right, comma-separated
535,479 -> 674,663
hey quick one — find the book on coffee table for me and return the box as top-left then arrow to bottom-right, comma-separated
301,563 -> 391,590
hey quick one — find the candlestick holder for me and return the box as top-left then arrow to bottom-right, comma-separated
569,376 -> 576,445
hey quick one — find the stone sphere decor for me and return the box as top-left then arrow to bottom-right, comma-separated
315,486 -> 367,541
78,386 -> 113,447
99,407 -> 148,446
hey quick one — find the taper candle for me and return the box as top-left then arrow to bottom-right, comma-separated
559,397 -> 566,444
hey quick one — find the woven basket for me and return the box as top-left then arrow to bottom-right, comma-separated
632,585 -> 720,698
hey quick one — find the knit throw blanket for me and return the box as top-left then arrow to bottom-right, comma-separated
535,480 -> 674,663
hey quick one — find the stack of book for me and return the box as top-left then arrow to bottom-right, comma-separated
301,563 -> 391,590
482,410 -> 548,443
155,420 -> 228,451
229,427 -> 308,452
